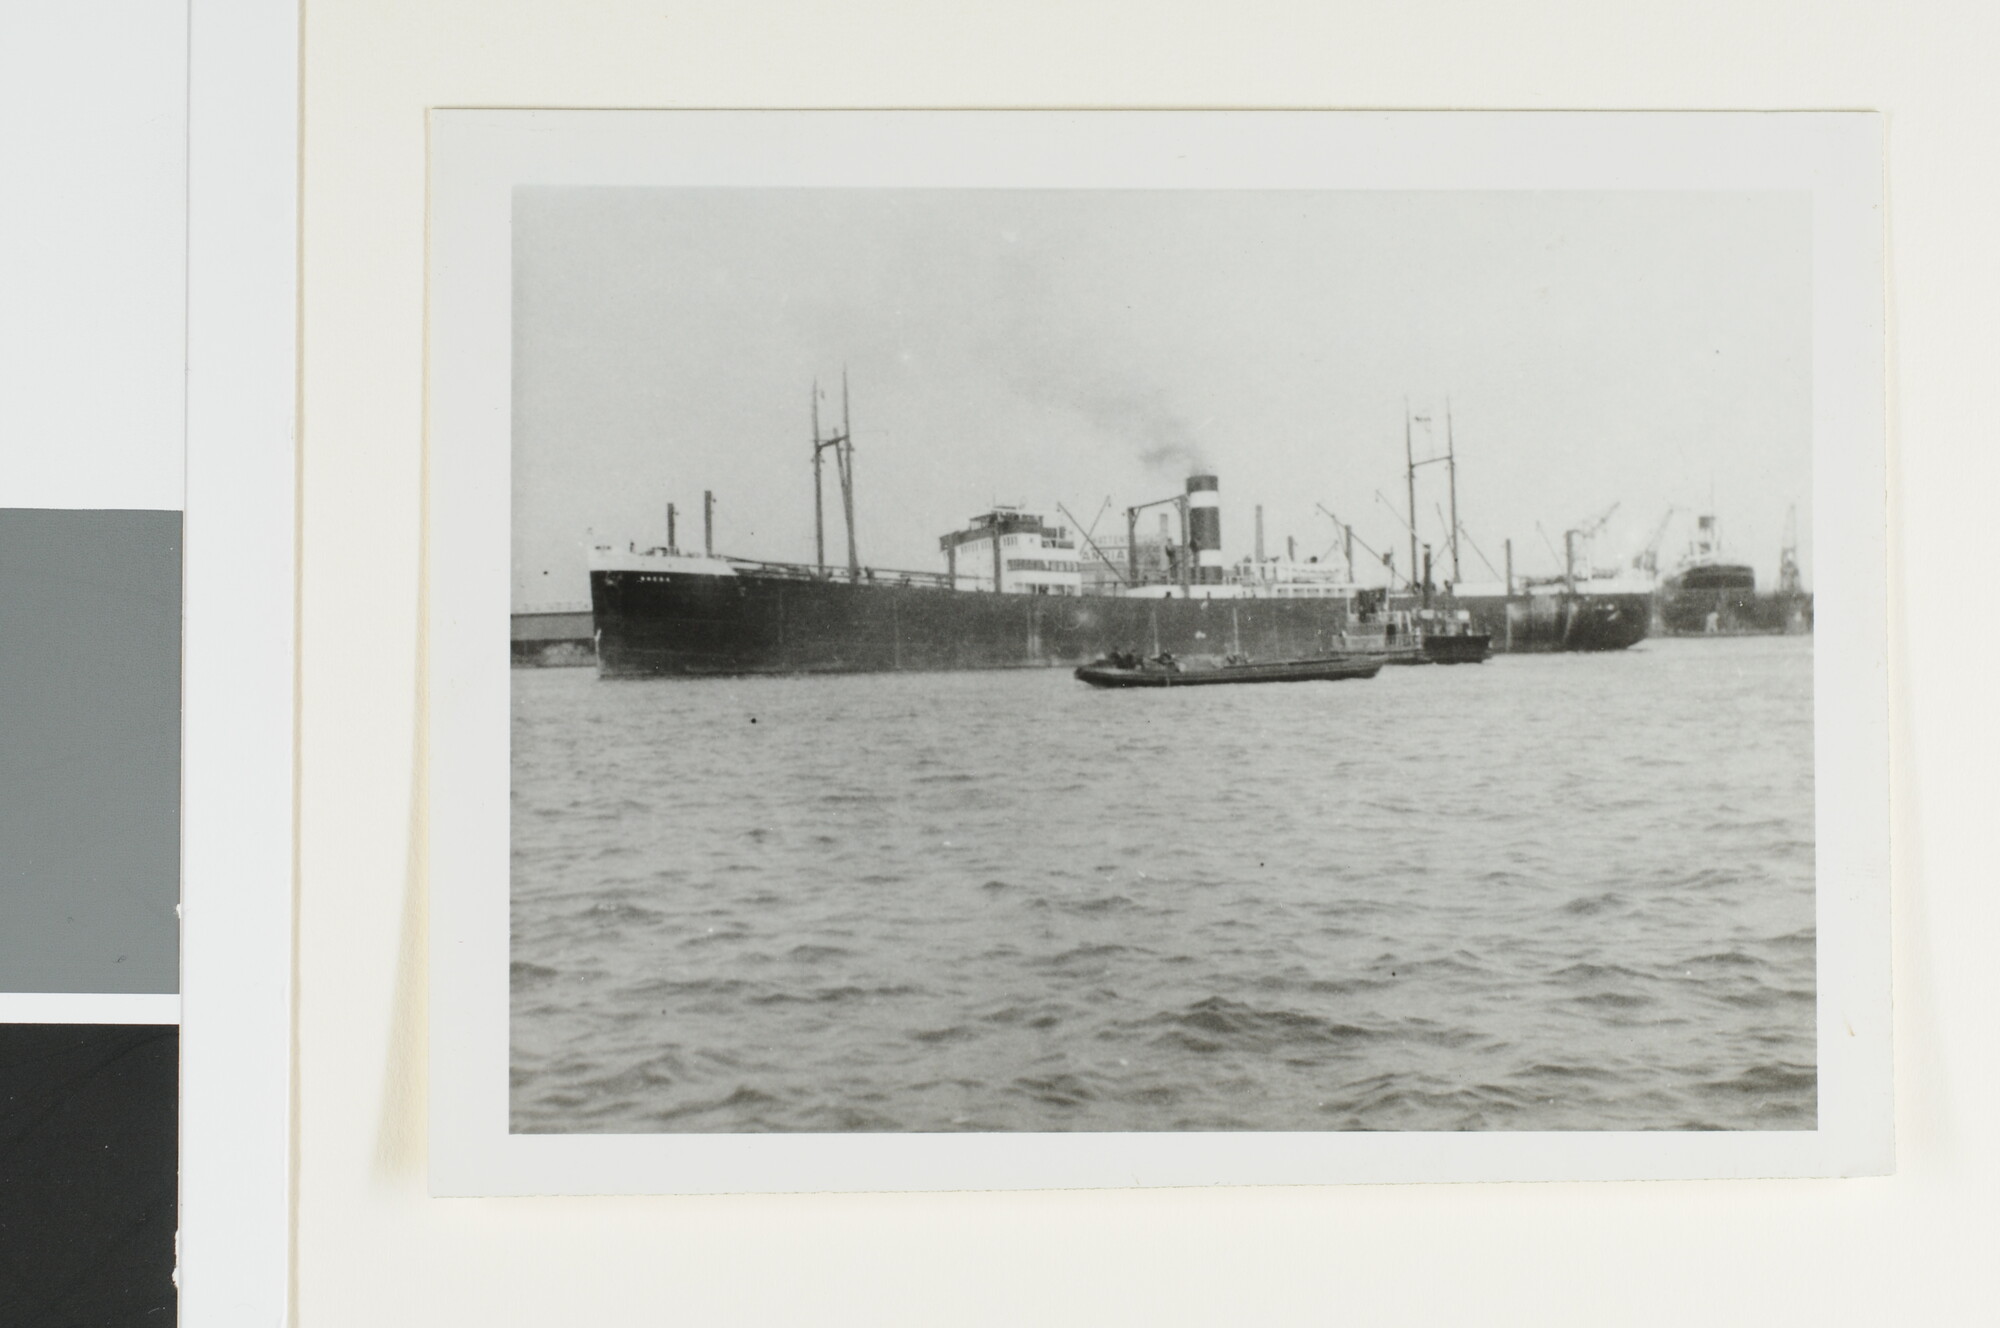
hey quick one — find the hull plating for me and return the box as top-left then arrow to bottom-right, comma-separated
1658,588 -> 1814,636
1456,593 -> 1652,654
591,571 -> 1650,676
593,572 -> 1357,677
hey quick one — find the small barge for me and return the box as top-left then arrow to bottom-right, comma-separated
1073,652 -> 1384,689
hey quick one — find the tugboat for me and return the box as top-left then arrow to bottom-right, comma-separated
1339,588 -> 1492,665
1412,606 -> 1493,663
1073,650 -> 1383,689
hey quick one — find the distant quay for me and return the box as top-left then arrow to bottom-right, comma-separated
513,602 -> 594,667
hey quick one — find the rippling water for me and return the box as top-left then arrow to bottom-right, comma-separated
511,635 -> 1815,1133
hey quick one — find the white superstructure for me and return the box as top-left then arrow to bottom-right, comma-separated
939,508 -> 1083,595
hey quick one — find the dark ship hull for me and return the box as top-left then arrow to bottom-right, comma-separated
1418,632 -> 1492,664
594,570 -> 1349,677
1455,590 -> 1653,655
590,568 -> 1649,677
1658,586 -> 1814,636
1656,556 -> 1812,636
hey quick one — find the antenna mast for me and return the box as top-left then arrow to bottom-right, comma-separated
838,369 -> 859,583
811,381 -> 826,574
1445,399 -> 1461,583
809,373 -> 860,582
1404,400 -> 1418,597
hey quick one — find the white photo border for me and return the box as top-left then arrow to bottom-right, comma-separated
181,0 -> 298,1315
428,110 -> 1888,1195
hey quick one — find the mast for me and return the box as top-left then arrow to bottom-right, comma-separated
1445,399 -> 1461,583
839,369 -> 859,583
1404,400 -> 1418,596
811,380 -> 826,574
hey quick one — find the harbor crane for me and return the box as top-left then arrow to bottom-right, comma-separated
1632,506 -> 1680,577
1574,501 -> 1621,540
1778,504 -> 1803,595
1562,501 -> 1621,588
1125,490 -> 1191,595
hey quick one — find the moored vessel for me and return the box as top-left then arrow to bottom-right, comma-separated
583,384 -> 1649,677
1656,510 -> 1813,636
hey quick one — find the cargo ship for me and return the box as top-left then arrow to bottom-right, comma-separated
582,389 -> 1649,677
1656,510 -> 1813,636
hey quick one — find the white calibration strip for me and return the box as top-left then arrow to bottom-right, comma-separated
0,992 -> 182,1025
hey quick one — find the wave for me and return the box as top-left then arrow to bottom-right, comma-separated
1063,893 -> 1140,915
647,1084 -> 786,1127
1681,950 -> 1761,968
1011,1072 -> 1099,1108
747,982 -> 920,1006
1718,984 -> 1816,1012
1700,1062 -> 1818,1108
1553,961 -> 1654,983
1569,989 -> 1656,1010
1150,996 -> 1381,1055
1561,891 -> 1627,916
1046,943 -> 1135,967
579,899 -> 665,924
908,1024 -> 979,1045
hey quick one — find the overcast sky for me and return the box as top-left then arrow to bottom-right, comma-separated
513,187 -> 1811,607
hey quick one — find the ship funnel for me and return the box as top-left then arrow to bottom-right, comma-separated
1186,474 -> 1223,584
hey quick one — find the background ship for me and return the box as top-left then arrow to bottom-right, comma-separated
1655,508 -> 1813,636
562,387 -> 1651,677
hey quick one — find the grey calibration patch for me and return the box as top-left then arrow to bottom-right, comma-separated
0,509 -> 180,994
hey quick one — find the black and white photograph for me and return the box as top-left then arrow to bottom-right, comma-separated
508,185 -> 1820,1137
429,111 -> 1888,1191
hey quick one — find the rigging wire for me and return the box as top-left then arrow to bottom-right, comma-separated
1058,500 -> 1130,587
1437,502 -> 1502,581
1319,503 -> 1409,589
1535,521 -> 1565,571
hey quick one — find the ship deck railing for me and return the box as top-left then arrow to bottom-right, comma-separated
724,556 -> 957,590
